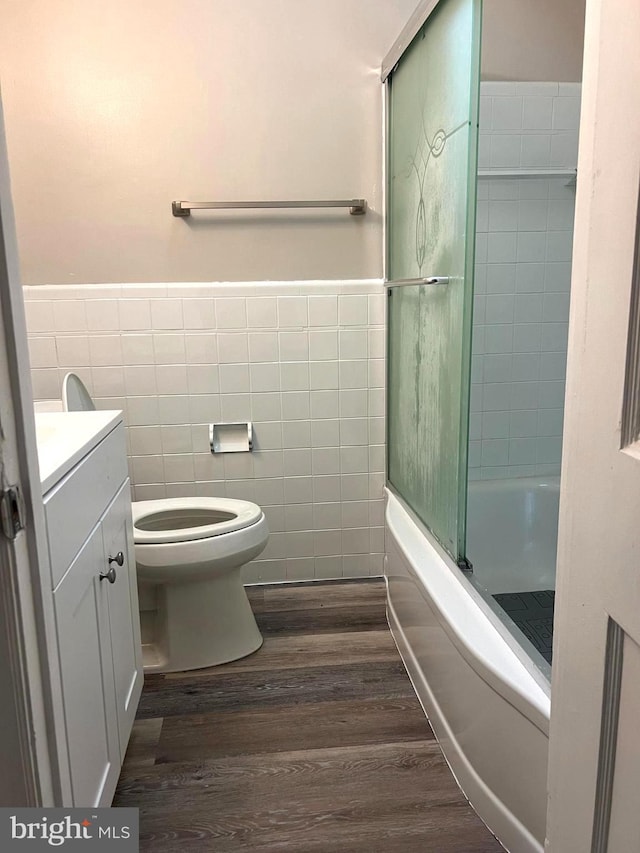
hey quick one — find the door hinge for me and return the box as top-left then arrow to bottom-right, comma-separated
0,486 -> 25,541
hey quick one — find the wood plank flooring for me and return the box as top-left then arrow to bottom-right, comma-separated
114,579 -> 503,852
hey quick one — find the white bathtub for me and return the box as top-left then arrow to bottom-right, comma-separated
467,477 -> 560,594
384,483 -> 552,853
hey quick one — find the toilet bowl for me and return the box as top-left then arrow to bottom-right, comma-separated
133,497 -> 268,673
61,372 -> 268,673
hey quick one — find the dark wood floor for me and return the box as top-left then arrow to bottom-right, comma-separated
114,579 -> 503,852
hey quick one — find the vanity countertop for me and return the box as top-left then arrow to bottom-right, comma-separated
35,410 -> 123,493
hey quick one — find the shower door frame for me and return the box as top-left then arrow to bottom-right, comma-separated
381,0 -> 479,567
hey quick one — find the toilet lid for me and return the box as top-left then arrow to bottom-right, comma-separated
62,372 -> 96,412
131,497 -> 262,544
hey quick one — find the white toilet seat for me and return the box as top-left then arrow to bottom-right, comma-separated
132,497 -> 262,544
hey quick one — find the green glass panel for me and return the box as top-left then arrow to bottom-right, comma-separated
387,0 -> 481,560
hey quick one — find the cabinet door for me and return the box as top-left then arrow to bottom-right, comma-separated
101,479 -> 143,760
53,527 -> 120,806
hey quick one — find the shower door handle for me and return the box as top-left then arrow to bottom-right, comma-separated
385,276 -> 450,289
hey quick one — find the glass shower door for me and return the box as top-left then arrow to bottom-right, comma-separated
386,0 -> 481,563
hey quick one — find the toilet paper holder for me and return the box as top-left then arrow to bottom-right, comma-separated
209,422 -> 253,454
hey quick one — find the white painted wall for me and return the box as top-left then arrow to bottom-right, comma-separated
0,0 -> 416,285
482,0 -> 585,82
0,0 -> 584,285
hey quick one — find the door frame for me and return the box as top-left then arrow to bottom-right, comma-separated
0,91 -> 59,806
546,0 -> 640,846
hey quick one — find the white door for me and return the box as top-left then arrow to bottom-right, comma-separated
0,95 -> 55,804
0,282 -> 34,807
546,0 -> 640,850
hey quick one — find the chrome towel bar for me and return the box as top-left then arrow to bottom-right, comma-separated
172,199 -> 367,217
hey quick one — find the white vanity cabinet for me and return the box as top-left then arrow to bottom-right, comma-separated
53,520 -> 121,806
38,413 -> 143,807
100,481 -> 144,760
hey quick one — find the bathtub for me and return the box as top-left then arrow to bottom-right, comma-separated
467,477 -> 559,595
384,479 -> 553,853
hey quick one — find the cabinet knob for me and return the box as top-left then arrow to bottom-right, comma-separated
100,566 -> 117,584
109,551 -> 125,567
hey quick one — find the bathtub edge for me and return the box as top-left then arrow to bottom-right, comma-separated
385,490 -> 551,728
386,595 -> 544,853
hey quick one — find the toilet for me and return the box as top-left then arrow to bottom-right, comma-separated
132,497 -> 268,672
61,372 -> 269,673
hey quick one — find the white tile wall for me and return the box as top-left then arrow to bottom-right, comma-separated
26,281 -> 386,583
479,81 -> 580,171
471,82 -> 581,480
